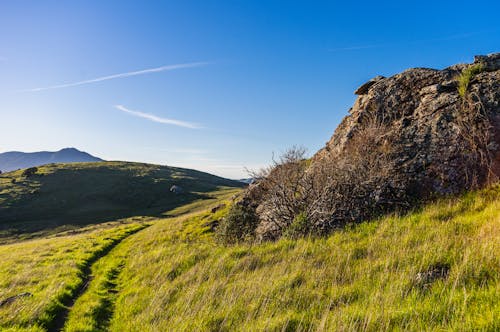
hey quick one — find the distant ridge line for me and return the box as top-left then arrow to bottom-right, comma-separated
0,148 -> 103,172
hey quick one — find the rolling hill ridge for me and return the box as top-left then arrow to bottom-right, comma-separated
0,161 -> 244,237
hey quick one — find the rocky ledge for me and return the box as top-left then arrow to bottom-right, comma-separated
315,53 -> 500,195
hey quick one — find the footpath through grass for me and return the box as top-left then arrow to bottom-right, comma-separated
0,219 -> 149,332
0,187 -> 240,331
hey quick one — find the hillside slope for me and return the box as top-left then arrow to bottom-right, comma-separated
106,186 -> 500,331
0,161 -> 244,235
1,185 -> 497,331
0,148 -> 103,172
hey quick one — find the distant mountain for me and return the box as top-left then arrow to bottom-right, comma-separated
0,148 -> 103,172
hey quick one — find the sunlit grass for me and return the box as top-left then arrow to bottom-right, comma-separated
62,190 -> 239,332
0,219 -> 148,331
63,240 -> 129,332
107,186 -> 499,331
457,63 -> 485,98
1,186 -> 498,331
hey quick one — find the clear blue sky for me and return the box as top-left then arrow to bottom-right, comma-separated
0,1 -> 499,178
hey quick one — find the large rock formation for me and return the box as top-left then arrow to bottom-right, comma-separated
315,53 -> 500,193
232,54 -> 500,241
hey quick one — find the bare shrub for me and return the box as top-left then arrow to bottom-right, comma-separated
252,146 -> 311,240
251,116 -> 411,240
299,115 -> 408,234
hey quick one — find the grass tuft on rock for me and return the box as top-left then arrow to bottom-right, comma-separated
457,63 -> 485,98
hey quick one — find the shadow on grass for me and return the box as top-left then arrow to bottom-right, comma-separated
0,162 -> 245,240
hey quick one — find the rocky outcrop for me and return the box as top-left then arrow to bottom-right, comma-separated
354,75 -> 385,95
315,53 -> 500,195
234,54 -> 500,241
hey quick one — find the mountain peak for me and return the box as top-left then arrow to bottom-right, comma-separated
59,147 -> 80,152
0,148 -> 103,172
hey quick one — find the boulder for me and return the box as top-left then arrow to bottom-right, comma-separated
238,54 -> 500,239
169,185 -> 184,194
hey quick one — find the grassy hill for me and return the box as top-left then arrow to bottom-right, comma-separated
0,185 -> 498,331
0,161 -> 244,238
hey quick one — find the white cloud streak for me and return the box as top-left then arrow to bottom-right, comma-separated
115,104 -> 200,129
24,62 -> 209,92
328,31 -> 483,53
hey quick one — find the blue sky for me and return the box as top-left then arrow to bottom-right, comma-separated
0,1 -> 499,178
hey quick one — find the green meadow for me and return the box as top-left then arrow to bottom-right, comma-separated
0,219 -> 148,331
1,183 -> 498,331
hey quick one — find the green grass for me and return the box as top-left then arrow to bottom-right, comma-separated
0,219 -> 148,331
105,186 -> 499,331
0,161 -> 244,237
1,184 -> 498,331
62,237 -> 131,332
457,63 -> 485,98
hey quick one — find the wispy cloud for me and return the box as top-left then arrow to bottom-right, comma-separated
328,31 -> 486,53
23,62 -> 209,92
115,104 -> 200,129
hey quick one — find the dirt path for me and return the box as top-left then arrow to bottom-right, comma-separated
48,225 -> 149,332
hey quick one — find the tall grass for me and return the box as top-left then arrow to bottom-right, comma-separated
1,186 -> 498,331
107,186 -> 500,331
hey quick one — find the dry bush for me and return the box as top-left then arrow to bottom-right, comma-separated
456,90 -> 497,186
253,116 -> 410,240
298,116 -> 408,234
221,102 -> 497,242
252,146 -> 311,240
454,61 -> 497,186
